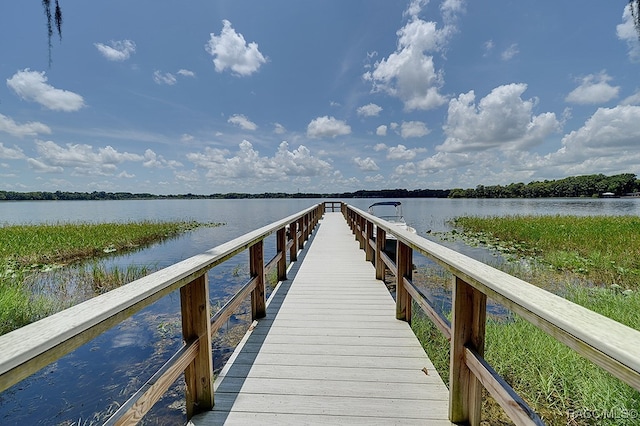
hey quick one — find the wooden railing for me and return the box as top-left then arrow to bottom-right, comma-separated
0,203 -> 324,424
324,201 -> 342,212
343,203 -> 640,426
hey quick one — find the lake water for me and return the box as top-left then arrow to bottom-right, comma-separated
1,197 -> 638,425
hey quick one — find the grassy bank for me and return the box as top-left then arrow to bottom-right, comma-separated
0,220 -> 222,335
413,215 -> 640,425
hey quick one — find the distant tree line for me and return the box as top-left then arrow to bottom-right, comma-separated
0,191 -> 156,201
0,188 -> 450,201
448,173 -> 640,198
2,174 -> 639,201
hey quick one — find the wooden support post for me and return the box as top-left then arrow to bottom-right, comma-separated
449,276 -> 487,426
352,213 -> 358,238
298,217 -> 305,250
289,221 -> 298,261
375,227 -> 386,280
365,220 -> 374,262
277,227 -> 287,281
358,216 -> 365,249
180,274 -> 214,419
396,241 -> 412,323
250,241 -> 266,320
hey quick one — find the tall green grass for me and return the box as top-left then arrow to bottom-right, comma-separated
453,215 -> 640,290
0,220 -> 214,266
0,265 -> 55,334
0,220 -> 222,335
413,285 -> 640,426
413,215 -> 640,425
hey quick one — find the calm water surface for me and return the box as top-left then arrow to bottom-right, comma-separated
1,198 -> 638,425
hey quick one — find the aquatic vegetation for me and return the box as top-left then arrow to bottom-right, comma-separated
0,220 -> 223,267
412,215 -> 640,425
451,215 -> 640,290
0,220 -> 223,335
84,263 -> 151,295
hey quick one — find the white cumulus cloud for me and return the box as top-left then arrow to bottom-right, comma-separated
387,144 -> 426,160
0,113 -> 51,137
400,121 -> 430,138
0,143 -> 25,160
357,103 -> 383,117
617,4 -> 640,62
228,114 -> 258,130
561,105 -> 640,152
30,140 -> 144,176
565,72 -> 619,105
153,71 -> 177,85
501,43 -> 519,61
440,83 -> 560,152
274,123 -> 286,134
187,140 -> 331,182
94,40 -> 136,61
205,20 -> 267,76
177,69 -> 196,77
7,69 -> 85,112
363,0 -> 460,111
354,157 -> 380,171
306,116 -> 351,138
142,149 -> 182,169
621,90 -> 640,106
522,105 -> 640,177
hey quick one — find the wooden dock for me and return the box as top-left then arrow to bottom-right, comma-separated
3,202 -> 639,425
191,212 -> 451,425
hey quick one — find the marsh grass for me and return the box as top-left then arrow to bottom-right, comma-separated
0,220 -> 218,266
0,220 -> 222,335
452,215 -> 640,290
84,263 -> 151,295
412,284 -> 640,425
412,215 -> 640,425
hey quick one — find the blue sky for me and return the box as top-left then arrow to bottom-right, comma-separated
2,1 -> 640,195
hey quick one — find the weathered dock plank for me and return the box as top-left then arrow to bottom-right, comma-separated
190,212 -> 451,425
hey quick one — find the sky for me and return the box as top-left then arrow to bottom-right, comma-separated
1,1 -> 640,195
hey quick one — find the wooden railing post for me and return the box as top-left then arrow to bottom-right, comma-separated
297,217 -> 305,250
351,212 -> 357,238
396,241 -> 412,322
365,220 -> 374,262
357,216 -> 365,249
289,221 -> 298,261
277,227 -> 287,281
449,276 -> 487,426
180,274 -> 214,419
375,227 -> 386,280
250,241 -> 266,320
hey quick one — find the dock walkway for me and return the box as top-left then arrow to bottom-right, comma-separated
191,212 -> 450,425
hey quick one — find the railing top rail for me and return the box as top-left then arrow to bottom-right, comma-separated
0,203 -> 322,392
345,204 -> 640,388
